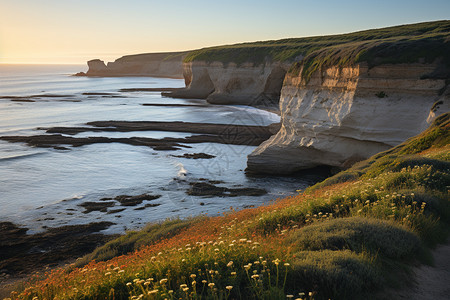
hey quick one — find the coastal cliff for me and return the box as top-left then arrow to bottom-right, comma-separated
85,52 -> 187,78
246,63 -> 449,174
80,21 -> 449,175
164,61 -> 290,106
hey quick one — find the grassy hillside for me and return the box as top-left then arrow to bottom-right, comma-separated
10,113 -> 449,299
184,20 -> 450,83
115,51 -> 188,63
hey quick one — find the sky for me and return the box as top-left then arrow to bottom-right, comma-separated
0,0 -> 449,64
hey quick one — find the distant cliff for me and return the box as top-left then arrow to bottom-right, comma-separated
84,52 -> 187,79
164,61 -> 290,107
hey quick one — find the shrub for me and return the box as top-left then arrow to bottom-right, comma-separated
290,250 -> 381,299
288,217 -> 423,259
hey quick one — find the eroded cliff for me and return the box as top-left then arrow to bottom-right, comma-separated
86,52 -> 187,78
246,63 -> 449,175
165,61 -> 290,107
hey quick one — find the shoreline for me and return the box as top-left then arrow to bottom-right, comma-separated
0,221 -> 118,297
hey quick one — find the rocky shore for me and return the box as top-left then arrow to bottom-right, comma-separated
0,221 -> 117,296
1,121 -> 280,150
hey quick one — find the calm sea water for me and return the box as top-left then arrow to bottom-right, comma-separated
0,64 -> 308,234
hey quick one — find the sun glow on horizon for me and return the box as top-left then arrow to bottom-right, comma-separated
1,0 -> 449,64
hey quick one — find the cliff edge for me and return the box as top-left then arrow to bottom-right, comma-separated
246,63 -> 449,174
165,61 -> 289,107
85,52 -> 187,78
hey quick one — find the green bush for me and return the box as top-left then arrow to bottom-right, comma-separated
76,217 -> 202,266
288,217 -> 422,259
290,250 -> 381,299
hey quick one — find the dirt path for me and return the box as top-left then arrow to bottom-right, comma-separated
386,242 -> 450,299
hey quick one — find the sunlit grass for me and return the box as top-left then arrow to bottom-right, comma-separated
7,114 -> 449,299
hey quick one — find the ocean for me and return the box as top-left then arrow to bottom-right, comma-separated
0,64 -> 309,234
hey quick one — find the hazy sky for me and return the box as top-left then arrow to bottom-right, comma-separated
1,0 -> 449,64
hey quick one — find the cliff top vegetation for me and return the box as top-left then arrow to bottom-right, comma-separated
184,20 -> 450,82
115,51 -> 188,63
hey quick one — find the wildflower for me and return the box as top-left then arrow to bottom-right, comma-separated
126,282 -> 132,286
231,272 -> 237,276
182,287 -> 189,292
208,283 -> 215,288
202,280 -> 207,284
287,295 -> 294,299
251,274 -> 259,279
160,278 -> 168,285
180,284 -> 188,289
227,261 -> 234,267
284,263 -> 290,266
148,290 -> 158,295
273,259 -> 280,266
226,286 -> 233,290
105,272 -> 111,276
118,270 -> 125,274
190,274 -> 196,279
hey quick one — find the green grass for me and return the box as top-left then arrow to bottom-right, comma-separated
289,250 -> 380,299
183,20 -> 450,83
76,217 -> 203,266
11,113 -> 449,300
115,51 -> 187,63
310,113 -> 450,191
288,217 -> 423,259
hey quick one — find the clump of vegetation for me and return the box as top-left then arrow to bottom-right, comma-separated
75,218 -> 203,267
184,20 -> 450,83
8,113 -> 449,299
375,91 -> 387,98
289,217 -> 422,259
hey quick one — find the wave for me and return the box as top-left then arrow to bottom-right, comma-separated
176,162 -> 188,179
0,152 -> 46,162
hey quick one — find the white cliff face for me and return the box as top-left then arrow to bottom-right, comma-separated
167,61 -> 289,106
246,63 -> 449,175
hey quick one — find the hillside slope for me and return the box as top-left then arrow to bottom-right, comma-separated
11,113 -> 449,299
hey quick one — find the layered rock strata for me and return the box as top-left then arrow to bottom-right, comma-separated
164,61 -> 290,106
246,63 -> 449,175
